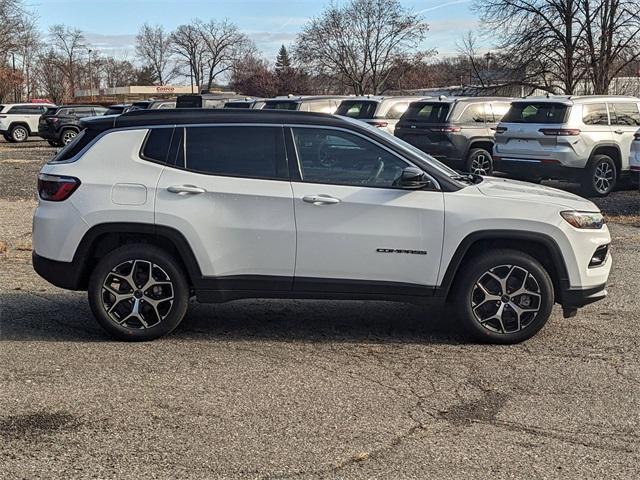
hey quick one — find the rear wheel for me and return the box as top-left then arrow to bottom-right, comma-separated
88,244 -> 190,341
466,148 -> 494,175
61,129 -> 78,145
582,154 -> 617,197
9,125 -> 29,143
453,249 -> 554,344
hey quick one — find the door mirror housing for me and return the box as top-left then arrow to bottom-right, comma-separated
397,167 -> 432,189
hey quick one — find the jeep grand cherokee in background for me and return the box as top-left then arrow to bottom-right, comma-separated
394,97 -> 512,175
0,103 -> 56,143
494,96 -> 640,196
32,109 -> 611,344
38,105 -> 108,146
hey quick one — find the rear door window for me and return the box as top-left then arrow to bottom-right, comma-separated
457,103 -> 489,123
610,103 -> 640,126
183,126 -> 286,179
582,103 -> 609,125
501,102 -> 568,124
403,103 -> 450,123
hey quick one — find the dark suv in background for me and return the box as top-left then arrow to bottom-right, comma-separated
395,97 -> 512,175
38,105 -> 108,146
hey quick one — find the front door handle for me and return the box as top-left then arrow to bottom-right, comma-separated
167,185 -> 206,195
302,194 -> 341,205
614,129 -> 624,135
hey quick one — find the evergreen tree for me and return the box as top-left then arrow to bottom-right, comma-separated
275,45 -> 291,72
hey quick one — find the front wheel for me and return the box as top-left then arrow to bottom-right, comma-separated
582,154 -> 617,197
466,148 -> 494,175
61,129 -> 78,145
452,249 -> 554,344
9,125 -> 29,143
88,244 -> 190,341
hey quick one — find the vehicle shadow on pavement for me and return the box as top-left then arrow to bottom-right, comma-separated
0,292 -> 464,344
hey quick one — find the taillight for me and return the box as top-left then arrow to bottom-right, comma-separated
370,121 -> 388,128
495,126 -> 507,133
429,126 -> 461,133
539,128 -> 581,136
37,174 -> 80,201
633,133 -> 640,141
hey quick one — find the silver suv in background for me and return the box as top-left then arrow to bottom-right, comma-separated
494,96 -> 640,196
260,96 -> 348,114
335,96 -> 423,134
394,97 -> 512,174
0,103 -> 56,143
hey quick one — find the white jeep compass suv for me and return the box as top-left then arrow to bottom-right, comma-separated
33,109 -> 612,343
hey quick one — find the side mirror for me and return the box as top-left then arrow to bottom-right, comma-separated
397,167 -> 431,189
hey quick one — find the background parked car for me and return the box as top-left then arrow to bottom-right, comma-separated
494,96 -> 640,196
629,128 -> 640,177
176,94 -> 250,109
394,97 -> 512,175
260,95 -> 348,113
38,105 -> 108,146
0,103 -> 56,143
335,96 -> 423,134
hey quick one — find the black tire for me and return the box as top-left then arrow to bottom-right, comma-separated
88,244 -> 190,341
581,154 -> 617,197
60,128 -> 78,145
466,148 -> 494,175
2,133 -> 13,142
9,124 -> 29,143
47,139 -> 62,147
452,249 -> 554,344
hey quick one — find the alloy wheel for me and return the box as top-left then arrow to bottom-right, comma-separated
62,131 -> 77,145
101,259 -> 174,329
470,153 -> 492,175
471,264 -> 542,334
593,161 -> 614,194
12,127 -> 27,142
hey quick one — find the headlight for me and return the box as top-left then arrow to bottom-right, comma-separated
560,211 -> 605,229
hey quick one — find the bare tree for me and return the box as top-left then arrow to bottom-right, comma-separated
580,0 -> 640,93
457,32 -> 489,87
199,19 -> 255,91
36,49 -> 67,104
136,23 -> 175,85
49,24 -> 86,99
170,21 -> 206,91
294,0 -> 428,94
0,0 -> 25,57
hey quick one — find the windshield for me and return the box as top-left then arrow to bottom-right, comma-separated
335,100 -> 378,119
343,118 -> 464,179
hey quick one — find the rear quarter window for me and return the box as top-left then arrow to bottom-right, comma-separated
49,129 -> 100,163
141,128 -> 174,164
501,102 -> 568,124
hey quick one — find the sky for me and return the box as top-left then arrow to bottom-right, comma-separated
28,0 -> 481,63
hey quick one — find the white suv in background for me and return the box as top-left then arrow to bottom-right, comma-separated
0,103 -> 56,143
494,96 -> 640,196
335,96 -> 423,134
33,109 -> 611,344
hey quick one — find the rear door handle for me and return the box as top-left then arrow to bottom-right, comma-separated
302,194 -> 341,205
167,185 -> 206,195
614,129 -> 624,135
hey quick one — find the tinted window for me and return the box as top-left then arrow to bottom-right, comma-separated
491,103 -> 511,122
263,101 -> 299,111
501,102 -> 568,124
582,103 -> 609,125
50,129 -> 100,163
292,128 -> 408,187
141,128 -> 173,163
457,103 -> 489,123
610,103 -> 640,126
403,103 -> 450,123
335,101 -> 378,119
93,107 -> 108,116
7,105 -> 44,114
385,102 -> 410,119
73,108 -> 95,117
184,126 -> 282,179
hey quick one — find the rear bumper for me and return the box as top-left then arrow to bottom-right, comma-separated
494,156 -> 582,179
561,283 -> 607,309
32,252 -> 85,290
37,126 -> 58,140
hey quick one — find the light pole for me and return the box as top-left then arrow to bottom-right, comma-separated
88,48 -> 93,102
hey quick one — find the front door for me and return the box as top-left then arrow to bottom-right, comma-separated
288,126 -> 445,295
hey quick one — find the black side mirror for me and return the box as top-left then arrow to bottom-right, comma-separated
397,167 -> 431,189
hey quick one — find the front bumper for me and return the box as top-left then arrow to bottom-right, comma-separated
562,283 -> 607,309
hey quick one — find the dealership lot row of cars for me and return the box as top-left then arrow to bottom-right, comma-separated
2,93 -> 640,196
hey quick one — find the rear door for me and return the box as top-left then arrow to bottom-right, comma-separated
154,124 -> 296,289
609,102 -> 640,170
288,126 -> 444,294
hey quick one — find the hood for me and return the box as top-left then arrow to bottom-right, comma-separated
476,177 -> 599,210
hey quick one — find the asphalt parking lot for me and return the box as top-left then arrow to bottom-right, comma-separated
1,140 -> 639,479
